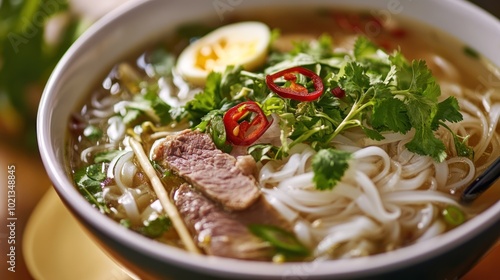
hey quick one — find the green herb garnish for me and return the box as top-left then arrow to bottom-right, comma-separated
1,0 -> 84,149
463,46 -> 480,59
312,149 -> 352,190
83,125 -> 103,141
124,34 -> 473,191
141,216 -> 172,238
94,150 -> 123,163
73,163 -> 109,213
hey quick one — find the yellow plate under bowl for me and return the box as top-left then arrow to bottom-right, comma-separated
23,188 -> 138,280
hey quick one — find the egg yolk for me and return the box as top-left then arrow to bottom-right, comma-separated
195,37 -> 258,72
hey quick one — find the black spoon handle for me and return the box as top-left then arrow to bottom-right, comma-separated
461,157 -> 500,203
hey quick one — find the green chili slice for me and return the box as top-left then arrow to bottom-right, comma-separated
442,205 -> 465,226
248,224 -> 309,256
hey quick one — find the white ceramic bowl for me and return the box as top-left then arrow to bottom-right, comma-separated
38,0 -> 500,279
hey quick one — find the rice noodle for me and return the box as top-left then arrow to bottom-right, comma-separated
80,143 -> 118,163
313,216 -> 381,257
354,171 -> 400,223
107,116 -> 126,142
111,151 -> 141,225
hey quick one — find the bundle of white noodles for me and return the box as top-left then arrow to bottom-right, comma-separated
102,150 -> 164,227
259,89 -> 500,260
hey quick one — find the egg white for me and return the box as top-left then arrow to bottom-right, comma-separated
176,21 -> 271,86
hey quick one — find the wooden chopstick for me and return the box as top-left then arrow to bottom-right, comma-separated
129,137 -> 200,254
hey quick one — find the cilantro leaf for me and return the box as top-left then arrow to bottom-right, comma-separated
74,163 -> 109,213
440,123 -> 475,159
404,97 -> 441,160
361,126 -> 385,141
221,65 -> 244,99
339,62 -> 371,96
397,60 -> 440,101
372,98 -> 410,133
390,58 -> 452,161
403,92 -> 434,115
248,144 -> 280,162
141,216 -> 171,238
151,95 -> 173,125
406,127 -> 447,162
94,150 -> 123,163
428,96 -> 473,159
116,88 -> 174,127
184,71 -> 223,125
452,133 -> 475,158
291,33 -> 334,59
353,36 -> 379,60
83,125 -> 103,141
266,34 -> 343,75
148,48 -> 175,77
86,164 -> 107,181
432,96 -> 463,129
353,37 -> 392,83
312,149 -> 351,190
143,89 -> 174,125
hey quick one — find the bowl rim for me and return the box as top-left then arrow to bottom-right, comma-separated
37,0 -> 500,278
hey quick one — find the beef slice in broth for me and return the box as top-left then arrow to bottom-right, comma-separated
152,130 -> 260,210
174,183 -> 272,260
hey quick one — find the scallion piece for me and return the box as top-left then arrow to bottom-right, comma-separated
442,205 -> 465,226
248,224 -> 309,256
463,46 -> 480,59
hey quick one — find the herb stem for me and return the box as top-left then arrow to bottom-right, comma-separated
293,126 -> 325,144
326,103 -> 360,143
315,112 -> 340,126
280,126 -> 324,157
325,89 -> 374,143
356,100 -> 375,113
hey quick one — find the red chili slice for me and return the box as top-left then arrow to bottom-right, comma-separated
332,87 -> 346,98
266,66 -> 324,102
223,101 -> 272,146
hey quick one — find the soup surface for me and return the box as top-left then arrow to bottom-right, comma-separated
67,8 -> 500,261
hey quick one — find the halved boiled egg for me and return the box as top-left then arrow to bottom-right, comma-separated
176,21 -> 271,86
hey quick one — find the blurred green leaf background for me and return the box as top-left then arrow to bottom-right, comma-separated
0,0 -> 87,149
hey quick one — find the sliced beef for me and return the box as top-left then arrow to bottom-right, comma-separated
174,184 -> 272,260
152,130 -> 260,210
231,196 -> 292,232
235,155 -> 257,177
